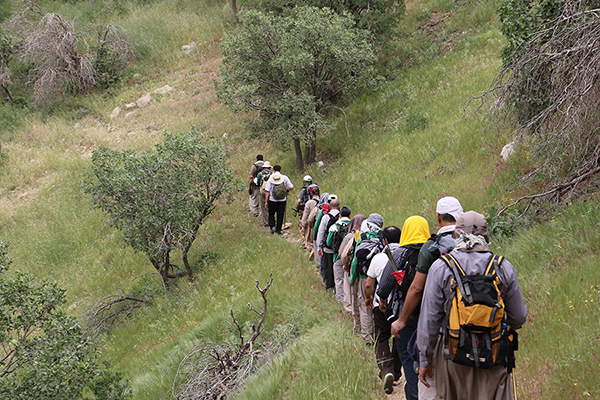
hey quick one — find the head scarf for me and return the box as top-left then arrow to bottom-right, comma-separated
453,211 -> 490,252
318,192 -> 330,207
348,214 -> 366,233
361,213 -> 383,233
399,216 -> 430,247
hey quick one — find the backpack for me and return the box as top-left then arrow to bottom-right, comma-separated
331,220 -> 350,255
259,169 -> 273,195
440,253 -> 518,371
354,232 -> 384,277
251,163 -> 263,186
304,184 -> 319,204
321,212 -> 340,249
383,243 -> 422,322
272,181 -> 287,200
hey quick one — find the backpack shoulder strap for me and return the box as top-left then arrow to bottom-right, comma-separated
441,254 -> 472,304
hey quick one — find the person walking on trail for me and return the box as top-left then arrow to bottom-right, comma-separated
263,165 -> 293,235
256,161 -> 272,227
364,225 -> 403,395
340,214 -> 366,324
390,196 -> 463,399
317,199 -> 341,291
326,205 -> 352,302
417,211 -> 527,400
377,215 -> 430,400
308,192 -> 334,269
301,185 -> 320,250
349,212 -> 384,345
248,155 -> 263,217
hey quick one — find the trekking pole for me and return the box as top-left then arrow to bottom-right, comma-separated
512,370 -> 518,400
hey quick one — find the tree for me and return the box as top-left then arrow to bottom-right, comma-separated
216,7 -> 378,170
0,242 -> 131,400
244,0 -> 404,41
85,128 -> 236,285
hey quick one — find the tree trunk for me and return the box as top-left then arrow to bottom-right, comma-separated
304,130 -> 317,165
294,138 -> 304,171
231,0 -> 238,21
182,251 -> 194,279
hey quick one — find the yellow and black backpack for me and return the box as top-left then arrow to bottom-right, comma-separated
440,254 -> 518,371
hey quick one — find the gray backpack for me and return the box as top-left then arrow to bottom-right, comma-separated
272,182 -> 287,200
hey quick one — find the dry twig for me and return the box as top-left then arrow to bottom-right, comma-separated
172,275 -> 274,400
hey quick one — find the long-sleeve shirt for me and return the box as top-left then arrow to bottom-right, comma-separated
417,250 -> 528,368
317,209 -> 339,254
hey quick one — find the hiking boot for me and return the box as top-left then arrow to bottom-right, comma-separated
383,373 -> 394,394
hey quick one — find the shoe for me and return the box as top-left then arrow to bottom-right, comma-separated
383,373 -> 394,394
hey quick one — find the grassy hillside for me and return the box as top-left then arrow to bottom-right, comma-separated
0,0 -> 599,398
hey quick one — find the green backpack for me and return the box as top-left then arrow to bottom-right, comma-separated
272,182 -> 287,200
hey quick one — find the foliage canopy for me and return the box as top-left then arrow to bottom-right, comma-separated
0,242 -> 131,400
217,6 -> 379,170
85,129 -> 236,284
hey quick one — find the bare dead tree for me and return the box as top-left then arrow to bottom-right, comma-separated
470,1 -> 600,214
81,274 -> 156,338
172,275 -> 274,400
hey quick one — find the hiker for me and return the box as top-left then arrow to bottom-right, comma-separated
309,192 -> 334,269
377,215 -> 430,400
300,185 -> 320,250
296,175 -> 318,213
248,155 -> 264,218
416,211 -> 527,400
349,212 -> 384,345
340,214 -> 367,322
364,225 -> 403,394
390,196 -> 463,398
326,205 -> 352,302
263,165 -> 294,235
257,161 -> 272,227
317,198 -> 341,290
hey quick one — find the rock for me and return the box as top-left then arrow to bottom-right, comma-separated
153,85 -> 173,95
318,161 -> 325,168
501,141 -> 516,161
136,94 -> 151,108
146,122 -> 158,131
125,102 -> 136,110
133,73 -> 142,80
125,111 -> 136,118
181,42 -> 197,55
110,106 -> 122,119
222,132 -> 228,138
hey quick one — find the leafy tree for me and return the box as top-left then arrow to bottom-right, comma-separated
245,0 -> 404,41
217,7 -> 378,170
85,129 -> 236,284
0,242 -> 131,400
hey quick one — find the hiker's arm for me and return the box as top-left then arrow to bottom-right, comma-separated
364,277 -> 376,309
264,191 -> 270,209
391,272 -> 427,337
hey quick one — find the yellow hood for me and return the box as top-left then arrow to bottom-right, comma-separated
399,216 -> 430,247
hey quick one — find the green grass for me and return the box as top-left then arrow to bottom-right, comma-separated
1,0 -> 599,399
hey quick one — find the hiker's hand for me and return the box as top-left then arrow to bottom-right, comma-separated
265,202 -> 269,210
317,250 -> 323,257
419,365 -> 433,388
378,299 -> 387,313
365,296 -> 373,309
391,319 -> 405,338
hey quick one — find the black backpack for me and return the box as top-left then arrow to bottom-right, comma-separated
331,221 -> 350,255
321,213 -> 340,249
383,243 -> 423,322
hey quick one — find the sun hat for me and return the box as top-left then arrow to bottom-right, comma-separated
263,161 -> 272,168
255,160 -> 264,167
270,171 -> 284,184
328,194 -> 338,202
436,196 -> 463,221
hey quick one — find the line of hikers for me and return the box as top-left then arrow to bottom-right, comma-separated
248,156 -> 528,400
